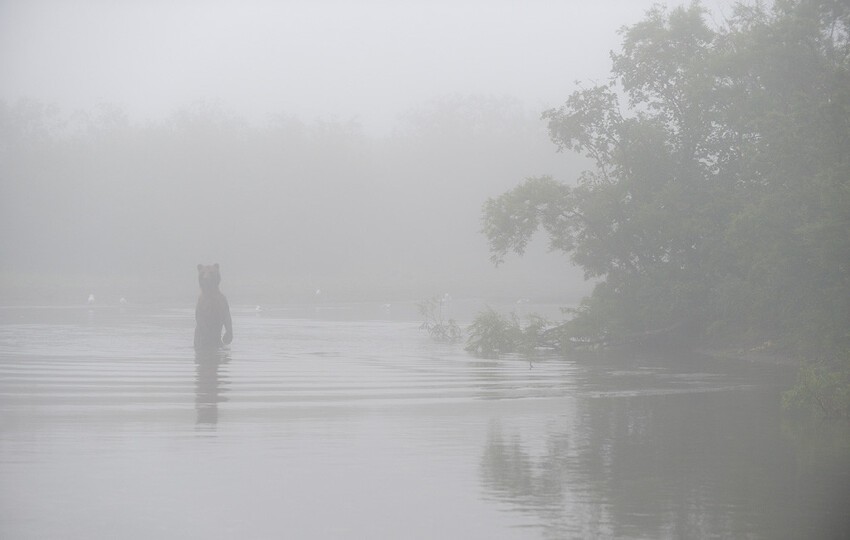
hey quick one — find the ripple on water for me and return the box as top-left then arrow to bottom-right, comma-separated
0,314 -> 586,427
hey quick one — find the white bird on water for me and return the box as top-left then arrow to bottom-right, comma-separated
87,294 -> 95,305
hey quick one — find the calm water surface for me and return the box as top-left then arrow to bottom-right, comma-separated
1,304 -> 848,539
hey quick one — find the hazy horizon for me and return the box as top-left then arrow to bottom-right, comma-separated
0,0 -> 740,305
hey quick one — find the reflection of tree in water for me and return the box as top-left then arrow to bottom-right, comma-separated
481,425 -> 559,537
480,391 -> 850,539
194,350 -> 230,428
480,415 -> 612,539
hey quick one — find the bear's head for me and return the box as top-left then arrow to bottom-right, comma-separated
197,263 -> 221,292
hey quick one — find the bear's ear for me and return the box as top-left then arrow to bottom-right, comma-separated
197,264 -> 204,272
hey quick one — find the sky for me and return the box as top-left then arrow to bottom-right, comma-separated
0,0 -> 740,134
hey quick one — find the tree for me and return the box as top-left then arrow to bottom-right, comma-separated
482,0 -> 850,366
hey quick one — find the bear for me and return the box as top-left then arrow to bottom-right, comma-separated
194,263 -> 233,350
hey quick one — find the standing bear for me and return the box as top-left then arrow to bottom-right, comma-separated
194,263 -> 233,350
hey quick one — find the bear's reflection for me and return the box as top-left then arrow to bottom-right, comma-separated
194,349 -> 230,428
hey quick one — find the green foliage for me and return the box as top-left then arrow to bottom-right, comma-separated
417,296 -> 462,344
481,1 -> 850,364
464,307 -> 552,358
482,176 -> 579,267
783,361 -> 850,419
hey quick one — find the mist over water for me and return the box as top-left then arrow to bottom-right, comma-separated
0,95 -> 589,304
1,305 -> 848,539
0,0 -> 734,304
3,1 -> 850,538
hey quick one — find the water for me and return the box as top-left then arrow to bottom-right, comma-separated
1,304 -> 848,539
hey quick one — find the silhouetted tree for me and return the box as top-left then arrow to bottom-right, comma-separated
482,1 -> 850,382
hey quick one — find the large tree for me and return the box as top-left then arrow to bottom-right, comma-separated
482,0 -> 850,361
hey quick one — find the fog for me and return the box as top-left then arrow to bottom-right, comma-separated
0,0 -> 736,304
5,2 -> 850,539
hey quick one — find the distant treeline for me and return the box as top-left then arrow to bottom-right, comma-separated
0,95 -> 586,303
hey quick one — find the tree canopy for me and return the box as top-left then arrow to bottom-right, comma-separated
482,0 -> 850,362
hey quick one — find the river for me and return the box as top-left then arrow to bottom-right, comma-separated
1,303 -> 848,539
